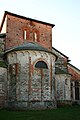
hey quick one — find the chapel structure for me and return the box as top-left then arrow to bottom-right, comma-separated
0,11 -> 80,109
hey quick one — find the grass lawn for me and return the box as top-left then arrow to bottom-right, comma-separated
0,106 -> 80,120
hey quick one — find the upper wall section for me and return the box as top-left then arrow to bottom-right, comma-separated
0,33 -> 6,59
52,47 -> 69,73
0,11 -> 55,51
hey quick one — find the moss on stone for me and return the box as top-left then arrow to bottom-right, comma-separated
0,61 -> 7,68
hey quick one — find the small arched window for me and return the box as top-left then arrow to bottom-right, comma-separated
24,30 -> 27,40
35,61 -> 48,69
23,27 -> 30,41
34,32 -> 37,42
33,29 -> 39,42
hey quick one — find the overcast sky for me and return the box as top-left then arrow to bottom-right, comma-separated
0,0 -> 80,69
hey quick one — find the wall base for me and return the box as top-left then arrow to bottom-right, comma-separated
57,100 -> 72,107
6,100 -> 57,110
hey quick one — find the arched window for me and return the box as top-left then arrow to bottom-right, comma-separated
23,30 -> 27,40
33,29 -> 39,42
34,32 -> 37,42
23,27 -> 30,41
35,61 -> 48,69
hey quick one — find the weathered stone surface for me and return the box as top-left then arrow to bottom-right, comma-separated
0,11 -> 80,109
0,67 -> 7,108
7,50 -> 56,109
56,72 -> 71,100
52,47 -> 71,103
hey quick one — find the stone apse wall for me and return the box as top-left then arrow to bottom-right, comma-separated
7,50 -> 56,109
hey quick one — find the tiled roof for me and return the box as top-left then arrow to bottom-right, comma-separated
0,33 -> 6,38
68,63 -> 80,80
5,42 -> 57,58
52,47 -> 69,59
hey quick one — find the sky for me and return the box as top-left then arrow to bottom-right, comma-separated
0,0 -> 80,69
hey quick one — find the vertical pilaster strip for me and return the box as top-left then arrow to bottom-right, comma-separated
15,63 -> 19,101
41,69 -> 43,101
28,57 -> 31,100
50,56 -> 52,97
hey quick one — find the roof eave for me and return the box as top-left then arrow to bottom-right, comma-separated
52,47 -> 69,59
5,47 -> 58,61
68,63 -> 80,72
5,11 -> 55,27
0,11 -> 55,32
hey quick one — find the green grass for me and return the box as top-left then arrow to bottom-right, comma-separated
0,106 -> 80,120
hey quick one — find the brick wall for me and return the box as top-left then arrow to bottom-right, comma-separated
5,14 -> 52,51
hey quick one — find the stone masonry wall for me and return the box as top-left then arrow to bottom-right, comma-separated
52,48 -> 68,73
55,74 -> 71,100
7,50 -> 56,109
0,67 -> 7,108
0,37 -> 5,55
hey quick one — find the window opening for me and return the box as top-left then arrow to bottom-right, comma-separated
34,32 -> 37,42
24,30 -> 27,40
75,81 -> 79,100
35,61 -> 48,69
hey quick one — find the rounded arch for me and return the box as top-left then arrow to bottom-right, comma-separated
35,61 -> 48,69
33,28 -> 39,42
23,27 -> 31,40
